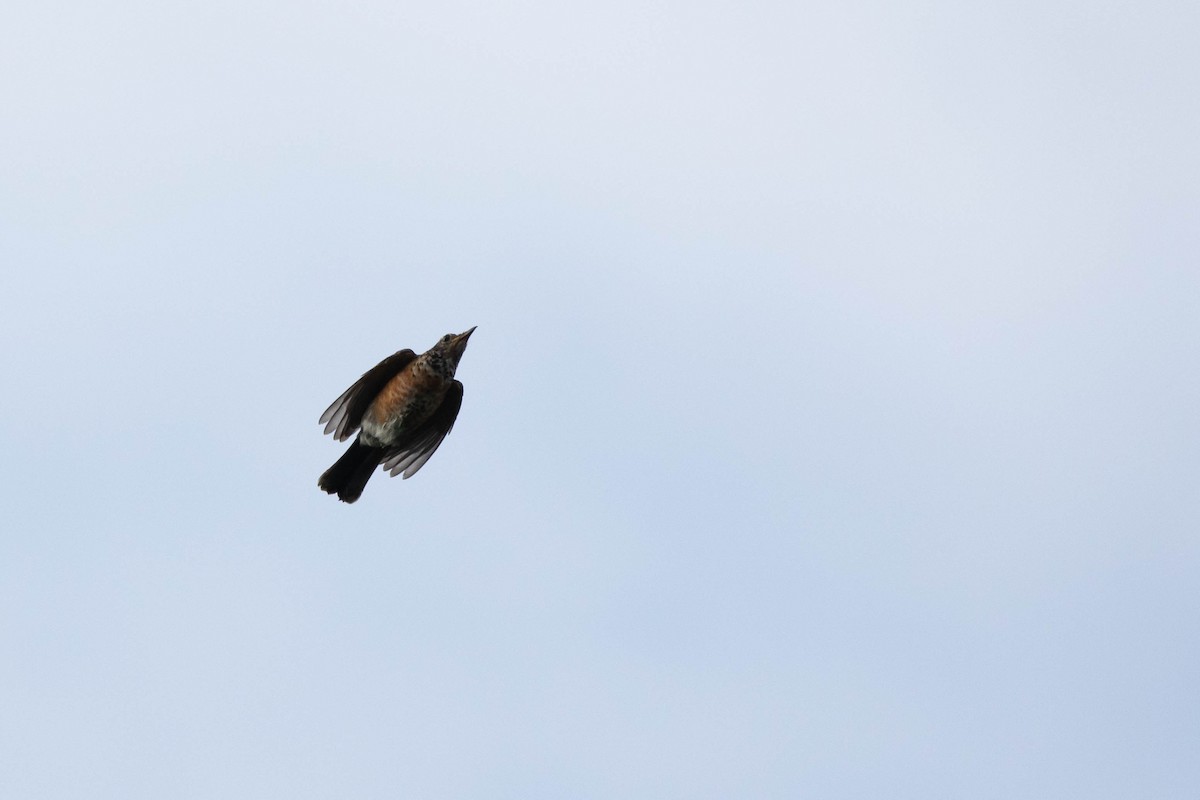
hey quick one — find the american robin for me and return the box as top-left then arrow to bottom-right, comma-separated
318,327 -> 476,503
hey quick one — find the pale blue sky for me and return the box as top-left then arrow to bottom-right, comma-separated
2,0 -> 1198,797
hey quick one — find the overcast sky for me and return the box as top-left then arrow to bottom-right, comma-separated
2,0 -> 1198,797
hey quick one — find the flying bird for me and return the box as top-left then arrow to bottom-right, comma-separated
318,327 -> 476,503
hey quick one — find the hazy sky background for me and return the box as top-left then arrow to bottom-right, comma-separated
2,0 -> 1198,797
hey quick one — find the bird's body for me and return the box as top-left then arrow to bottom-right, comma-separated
318,327 -> 475,503
360,358 -> 453,445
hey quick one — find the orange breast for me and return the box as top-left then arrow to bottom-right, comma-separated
367,366 -> 445,427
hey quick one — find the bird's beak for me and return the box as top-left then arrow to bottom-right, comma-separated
449,326 -> 476,356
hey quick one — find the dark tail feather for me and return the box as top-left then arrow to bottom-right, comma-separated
319,440 -> 384,503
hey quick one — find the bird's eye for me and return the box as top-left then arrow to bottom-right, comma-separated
442,334 -> 453,342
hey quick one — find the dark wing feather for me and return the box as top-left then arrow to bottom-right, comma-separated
380,381 -> 464,479
319,349 -> 417,441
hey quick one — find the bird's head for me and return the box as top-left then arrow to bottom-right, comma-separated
429,326 -> 476,375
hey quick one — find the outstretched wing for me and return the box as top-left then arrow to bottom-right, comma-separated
319,349 -> 417,441
380,380 -> 464,479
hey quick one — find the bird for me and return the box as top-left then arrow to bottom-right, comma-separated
317,326 -> 476,503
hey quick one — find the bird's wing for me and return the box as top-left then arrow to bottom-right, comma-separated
319,349 -> 417,441
380,380 -> 464,479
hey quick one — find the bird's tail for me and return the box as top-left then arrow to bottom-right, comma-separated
319,440 -> 385,503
